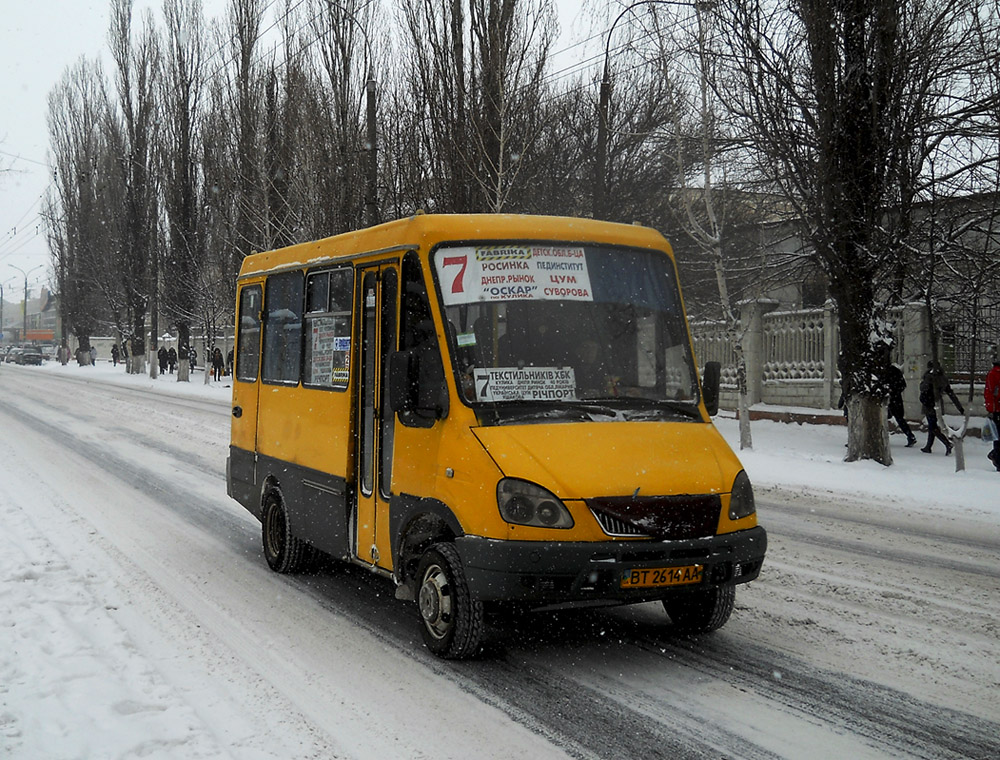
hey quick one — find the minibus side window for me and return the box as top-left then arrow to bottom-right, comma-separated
304,268 -> 354,390
262,271 -> 304,386
236,285 -> 262,382
399,251 -> 447,427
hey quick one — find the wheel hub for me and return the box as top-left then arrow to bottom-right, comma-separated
418,564 -> 451,639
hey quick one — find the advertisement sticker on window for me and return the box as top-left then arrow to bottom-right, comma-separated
309,317 -> 351,386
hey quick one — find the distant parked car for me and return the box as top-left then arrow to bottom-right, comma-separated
14,347 -> 43,365
40,345 -> 57,362
5,348 -> 22,363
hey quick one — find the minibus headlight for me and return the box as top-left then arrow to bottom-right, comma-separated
729,470 -> 756,520
497,479 -> 574,529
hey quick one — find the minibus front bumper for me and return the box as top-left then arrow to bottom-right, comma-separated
453,526 -> 766,605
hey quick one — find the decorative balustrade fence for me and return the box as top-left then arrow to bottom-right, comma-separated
690,303 -> 987,418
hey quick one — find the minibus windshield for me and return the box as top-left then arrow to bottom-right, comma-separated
433,243 -> 700,420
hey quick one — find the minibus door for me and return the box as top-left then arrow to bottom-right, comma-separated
354,264 -> 399,570
231,281 -> 264,493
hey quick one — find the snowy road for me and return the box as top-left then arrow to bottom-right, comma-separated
2,364 -> 998,759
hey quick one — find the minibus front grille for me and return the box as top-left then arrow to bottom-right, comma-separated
591,512 -> 650,537
587,494 -> 721,540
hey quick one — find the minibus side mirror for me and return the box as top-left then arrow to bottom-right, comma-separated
389,350 -> 417,412
702,361 -> 721,417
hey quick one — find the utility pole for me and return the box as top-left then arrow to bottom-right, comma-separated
9,264 -> 42,346
366,71 -> 378,227
595,1 -> 707,219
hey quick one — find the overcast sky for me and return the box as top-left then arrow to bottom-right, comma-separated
0,0 -> 593,303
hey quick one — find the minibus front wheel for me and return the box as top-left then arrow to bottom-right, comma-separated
663,584 -> 735,634
416,543 -> 484,659
262,490 -> 311,574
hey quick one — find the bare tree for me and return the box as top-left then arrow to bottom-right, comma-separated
661,3 -> 758,449
720,0 -> 996,465
396,0 -> 554,212
107,0 -> 161,374
159,0 -> 207,380
228,0 -> 266,265
46,61 -> 112,364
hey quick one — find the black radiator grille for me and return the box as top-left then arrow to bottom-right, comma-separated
587,494 -> 721,540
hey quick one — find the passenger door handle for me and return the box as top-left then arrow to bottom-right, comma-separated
232,406 -> 243,418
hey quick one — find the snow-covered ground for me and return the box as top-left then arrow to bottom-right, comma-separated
2,359 -> 998,759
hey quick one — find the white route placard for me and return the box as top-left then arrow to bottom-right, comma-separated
437,245 -> 593,305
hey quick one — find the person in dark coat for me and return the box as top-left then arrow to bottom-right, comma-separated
111,344 -> 120,366
884,362 -> 917,447
919,360 -> 964,455
226,349 -> 234,377
158,346 -> 168,373
211,347 -> 225,381
190,347 -> 197,370
167,346 -> 177,374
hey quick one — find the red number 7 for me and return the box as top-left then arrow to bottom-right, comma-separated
442,255 -> 468,294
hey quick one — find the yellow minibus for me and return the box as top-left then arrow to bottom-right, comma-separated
227,213 -> 766,658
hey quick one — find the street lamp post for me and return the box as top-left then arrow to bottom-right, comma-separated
0,281 -> 8,348
0,280 -> 9,350
365,71 -> 377,227
9,264 -> 43,347
594,0 -> 707,219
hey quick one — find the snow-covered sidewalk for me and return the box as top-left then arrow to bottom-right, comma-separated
717,406 -> 999,516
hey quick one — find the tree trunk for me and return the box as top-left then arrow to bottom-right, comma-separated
845,395 -> 891,465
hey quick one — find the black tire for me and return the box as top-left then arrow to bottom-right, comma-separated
663,585 -> 736,634
416,543 -> 484,659
261,491 -> 311,573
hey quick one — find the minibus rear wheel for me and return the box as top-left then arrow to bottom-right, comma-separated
663,585 -> 735,633
262,491 -> 310,574
416,544 -> 484,659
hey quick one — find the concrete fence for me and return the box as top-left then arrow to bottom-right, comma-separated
691,302 -> 989,420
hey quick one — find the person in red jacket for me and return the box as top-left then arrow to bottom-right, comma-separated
985,357 -> 1000,471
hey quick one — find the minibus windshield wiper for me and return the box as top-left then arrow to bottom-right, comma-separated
497,406 -> 599,424
489,400 -> 624,424
487,399 -> 699,425
581,396 -> 703,421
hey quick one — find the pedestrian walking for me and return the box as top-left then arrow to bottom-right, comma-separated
885,361 -> 917,447
226,348 -> 234,377
90,346 -> 97,365
190,347 -> 197,371
158,346 -> 168,374
212,347 -> 225,381
984,356 -> 1000,472
919,360 -> 964,455
111,344 -> 120,366
168,347 -> 177,374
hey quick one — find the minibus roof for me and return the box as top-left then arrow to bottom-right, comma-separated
236,213 -> 672,280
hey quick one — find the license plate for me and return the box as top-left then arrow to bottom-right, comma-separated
621,564 -> 703,589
